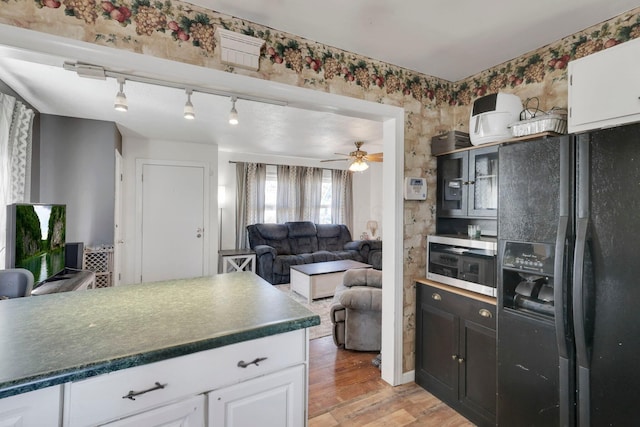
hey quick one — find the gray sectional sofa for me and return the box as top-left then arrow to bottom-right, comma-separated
247,221 -> 381,284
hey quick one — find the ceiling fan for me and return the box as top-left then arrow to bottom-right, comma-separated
321,141 -> 383,171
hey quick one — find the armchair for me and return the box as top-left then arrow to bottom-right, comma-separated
0,268 -> 34,299
330,268 -> 382,351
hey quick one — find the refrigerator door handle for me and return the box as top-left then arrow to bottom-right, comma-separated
554,215 -> 569,358
555,215 -> 573,427
573,216 -> 590,427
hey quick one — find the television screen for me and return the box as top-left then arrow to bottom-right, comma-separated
6,203 -> 66,287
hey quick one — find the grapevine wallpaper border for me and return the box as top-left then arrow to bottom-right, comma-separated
0,1 -> 639,109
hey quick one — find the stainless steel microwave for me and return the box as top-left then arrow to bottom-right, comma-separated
426,235 -> 497,297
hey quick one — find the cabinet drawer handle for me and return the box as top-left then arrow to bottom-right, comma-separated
431,293 -> 441,301
122,382 -> 167,401
479,308 -> 493,318
237,357 -> 268,368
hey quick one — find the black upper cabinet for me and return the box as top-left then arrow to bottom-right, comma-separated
437,145 -> 498,218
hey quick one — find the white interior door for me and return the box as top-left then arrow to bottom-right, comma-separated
138,161 -> 208,283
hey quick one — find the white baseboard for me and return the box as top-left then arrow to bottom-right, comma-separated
400,369 -> 415,385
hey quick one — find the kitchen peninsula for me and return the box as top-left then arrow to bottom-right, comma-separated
0,272 -> 319,426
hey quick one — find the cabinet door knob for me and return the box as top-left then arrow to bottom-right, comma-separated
451,354 -> 458,360
431,293 -> 441,301
458,357 -> 465,364
479,308 -> 493,318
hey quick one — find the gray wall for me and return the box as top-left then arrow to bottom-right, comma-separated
39,114 -> 120,246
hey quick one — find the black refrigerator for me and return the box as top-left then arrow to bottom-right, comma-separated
496,122 -> 640,427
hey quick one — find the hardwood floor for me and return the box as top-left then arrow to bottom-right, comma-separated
308,336 -> 474,426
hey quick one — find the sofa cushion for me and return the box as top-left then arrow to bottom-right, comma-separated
253,224 -> 291,255
339,287 -> 383,311
331,250 -> 362,262
311,250 -> 339,263
316,224 -> 351,251
272,253 -> 315,276
343,268 -> 382,288
287,222 -> 319,254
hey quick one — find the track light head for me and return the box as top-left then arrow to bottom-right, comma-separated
184,89 -> 195,120
229,96 -> 238,125
114,78 -> 128,112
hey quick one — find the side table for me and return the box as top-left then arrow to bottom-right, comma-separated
218,249 -> 256,274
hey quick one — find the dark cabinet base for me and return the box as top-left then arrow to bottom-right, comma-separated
416,281 -> 497,427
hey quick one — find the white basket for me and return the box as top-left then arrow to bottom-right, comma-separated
83,246 -> 114,288
509,113 -> 567,137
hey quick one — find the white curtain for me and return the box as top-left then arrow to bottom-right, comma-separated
276,165 -> 324,223
236,162 -> 265,249
0,93 -> 34,269
236,162 -> 353,240
332,169 -> 353,231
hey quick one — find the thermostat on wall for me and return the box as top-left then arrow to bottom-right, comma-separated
404,177 -> 427,200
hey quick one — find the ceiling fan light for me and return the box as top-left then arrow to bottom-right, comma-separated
183,89 -> 195,120
229,96 -> 239,125
349,159 -> 369,172
114,78 -> 128,112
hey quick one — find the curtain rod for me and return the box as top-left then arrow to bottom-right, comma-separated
228,160 -> 347,170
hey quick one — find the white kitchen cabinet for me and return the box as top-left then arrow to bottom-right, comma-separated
568,36 -> 640,133
208,364 -> 305,427
0,386 -> 61,427
102,395 -> 204,427
63,329 -> 307,427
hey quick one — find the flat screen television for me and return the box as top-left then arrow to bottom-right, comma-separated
5,203 -> 66,288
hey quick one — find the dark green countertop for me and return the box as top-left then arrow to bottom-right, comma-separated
0,272 -> 319,399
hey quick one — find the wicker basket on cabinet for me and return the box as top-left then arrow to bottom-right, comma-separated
83,246 -> 114,288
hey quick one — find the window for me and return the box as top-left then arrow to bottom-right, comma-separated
263,166 -> 333,224
319,169 -> 332,224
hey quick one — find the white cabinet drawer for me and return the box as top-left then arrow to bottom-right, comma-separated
64,329 -> 306,426
0,386 -> 62,427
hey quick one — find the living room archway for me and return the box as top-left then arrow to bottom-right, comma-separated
0,24 -> 407,386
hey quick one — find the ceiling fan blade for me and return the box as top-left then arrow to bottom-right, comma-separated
365,152 -> 383,162
321,158 -> 349,162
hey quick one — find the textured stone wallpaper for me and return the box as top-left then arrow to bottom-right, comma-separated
1,1 -> 639,373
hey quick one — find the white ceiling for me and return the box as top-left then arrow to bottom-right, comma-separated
203,0 -> 639,81
0,2 -> 637,158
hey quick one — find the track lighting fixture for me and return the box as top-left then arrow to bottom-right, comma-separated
229,96 -> 239,125
114,77 -> 128,112
183,89 -> 195,120
65,62 -> 289,120
348,158 -> 369,172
